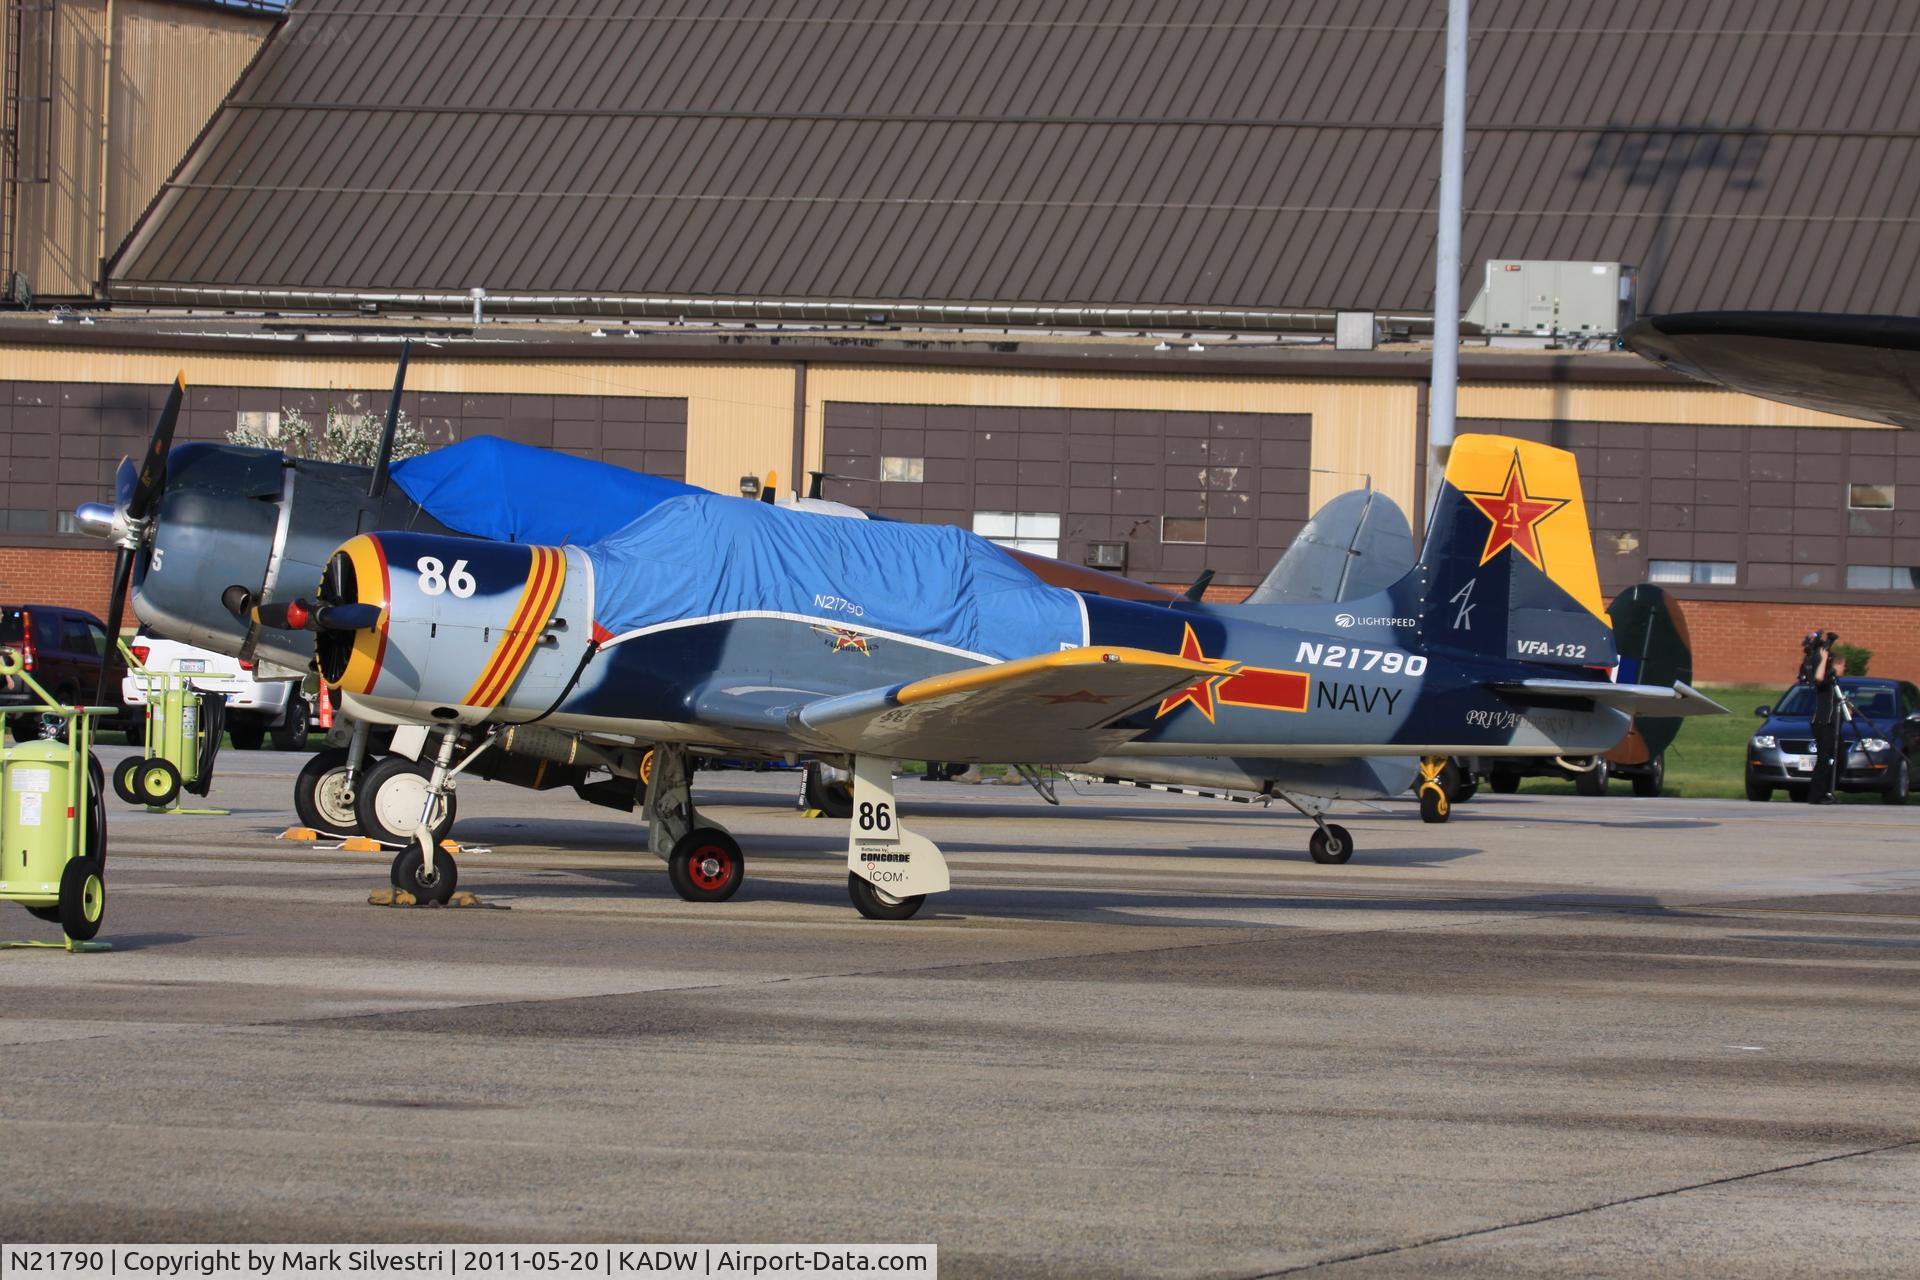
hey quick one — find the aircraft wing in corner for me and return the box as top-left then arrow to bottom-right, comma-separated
1623,311 -> 1920,429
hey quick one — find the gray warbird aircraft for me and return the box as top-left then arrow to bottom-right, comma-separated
239,430 -> 1722,919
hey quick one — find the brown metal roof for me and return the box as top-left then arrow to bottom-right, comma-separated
110,0 -> 1920,323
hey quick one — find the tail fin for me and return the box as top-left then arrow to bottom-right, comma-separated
1399,434 -> 1615,668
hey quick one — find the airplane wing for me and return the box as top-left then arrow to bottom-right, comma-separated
780,646 -> 1224,763
1622,312 -> 1920,429
1489,678 -> 1728,719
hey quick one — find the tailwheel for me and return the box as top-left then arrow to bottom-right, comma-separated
667,828 -> 744,902
848,872 -> 926,920
1308,823 -> 1354,865
392,844 -> 457,905
1419,783 -> 1450,824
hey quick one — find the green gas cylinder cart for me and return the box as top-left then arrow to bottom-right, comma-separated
112,641 -> 225,811
0,648 -> 110,943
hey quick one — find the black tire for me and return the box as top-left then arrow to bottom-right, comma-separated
805,761 -> 853,819
1573,759 -> 1608,796
1489,770 -> 1521,795
1787,786 -> 1809,803
1309,823 -> 1355,864
1419,785 -> 1449,823
131,757 -> 181,808
355,755 -> 457,847
848,871 -> 926,920
58,856 -> 105,941
112,755 -> 141,805
667,828 -> 745,902
391,844 -> 457,905
1632,753 -> 1666,798
1453,780 -> 1478,804
1883,753 -> 1910,805
270,698 -> 310,751
294,747 -> 362,835
85,752 -> 107,869
1744,776 -> 1771,802
229,723 -> 266,750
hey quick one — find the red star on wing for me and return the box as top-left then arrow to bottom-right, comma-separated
1463,455 -> 1569,569
1155,622 -> 1232,722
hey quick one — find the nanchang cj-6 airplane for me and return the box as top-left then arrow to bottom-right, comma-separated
80,370 -> 1720,920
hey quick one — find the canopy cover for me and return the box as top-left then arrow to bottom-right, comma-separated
391,436 -> 701,545
586,494 -> 1087,662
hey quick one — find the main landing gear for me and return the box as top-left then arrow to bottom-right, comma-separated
646,743 -> 746,903
1417,756 -> 1451,824
383,725 -> 487,904
639,748 -> 951,918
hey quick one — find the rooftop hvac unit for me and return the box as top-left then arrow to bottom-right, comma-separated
1462,260 -> 1637,337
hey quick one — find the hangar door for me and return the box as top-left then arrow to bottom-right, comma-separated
824,403 -> 1311,587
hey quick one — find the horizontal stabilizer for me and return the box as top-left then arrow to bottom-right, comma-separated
1489,678 -> 1727,719
793,645 -> 1224,763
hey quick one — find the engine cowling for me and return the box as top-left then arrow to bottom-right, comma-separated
315,531 -> 592,725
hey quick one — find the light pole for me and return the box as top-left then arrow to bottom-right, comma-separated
1425,0 -> 1469,526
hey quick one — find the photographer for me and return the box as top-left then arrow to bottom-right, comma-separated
1799,630 -> 1843,804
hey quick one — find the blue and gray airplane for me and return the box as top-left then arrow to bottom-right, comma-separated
79,373 -> 1721,919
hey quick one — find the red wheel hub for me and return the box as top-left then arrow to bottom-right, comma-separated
689,845 -> 733,892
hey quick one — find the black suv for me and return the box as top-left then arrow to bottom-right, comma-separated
0,604 -> 130,741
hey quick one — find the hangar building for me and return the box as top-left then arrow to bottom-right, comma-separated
2,0 -> 1917,682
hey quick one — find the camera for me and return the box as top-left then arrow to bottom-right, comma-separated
1802,629 -> 1838,652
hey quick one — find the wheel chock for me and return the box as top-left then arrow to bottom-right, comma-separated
2,938 -> 113,953
802,807 -> 826,819
279,826 -> 323,842
340,836 -> 386,852
367,887 -> 506,910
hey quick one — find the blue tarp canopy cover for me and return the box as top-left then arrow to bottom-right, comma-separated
391,436 -> 700,545
586,495 -> 1087,662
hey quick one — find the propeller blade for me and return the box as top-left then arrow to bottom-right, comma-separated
96,545 -> 136,704
113,455 -> 138,513
126,373 -> 185,522
368,340 -> 411,499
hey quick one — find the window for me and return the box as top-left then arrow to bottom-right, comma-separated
973,511 -> 1059,558
880,455 -> 924,483
235,410 -> 281,438
1845,565 -> 1920,590
1161,516 -> 1207,544
1848,483 -> 1895,510
2,509 -> 48,532
1648,559 -> 1736,585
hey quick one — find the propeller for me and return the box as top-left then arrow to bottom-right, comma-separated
96,373 -> 185,704
368,340 -> 411,500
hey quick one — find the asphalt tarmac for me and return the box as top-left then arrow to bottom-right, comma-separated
4,748 -> 1919,1277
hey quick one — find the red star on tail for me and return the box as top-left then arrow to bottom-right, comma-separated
1463,454 -> 1568,569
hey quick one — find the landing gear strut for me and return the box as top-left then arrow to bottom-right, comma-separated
384,726 -> 487,901
1417,755 -> 1451,824
844,756 -> 950,920
1275,789 -> 1356,864
646,744 -> 743,902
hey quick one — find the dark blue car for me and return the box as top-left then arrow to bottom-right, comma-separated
1746,677 -> 1920,803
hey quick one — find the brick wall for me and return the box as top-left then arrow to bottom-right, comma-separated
0,545 -> 114,618
1682,599 -> 1920,685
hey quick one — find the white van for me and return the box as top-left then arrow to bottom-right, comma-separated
122,634 -> 313,750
